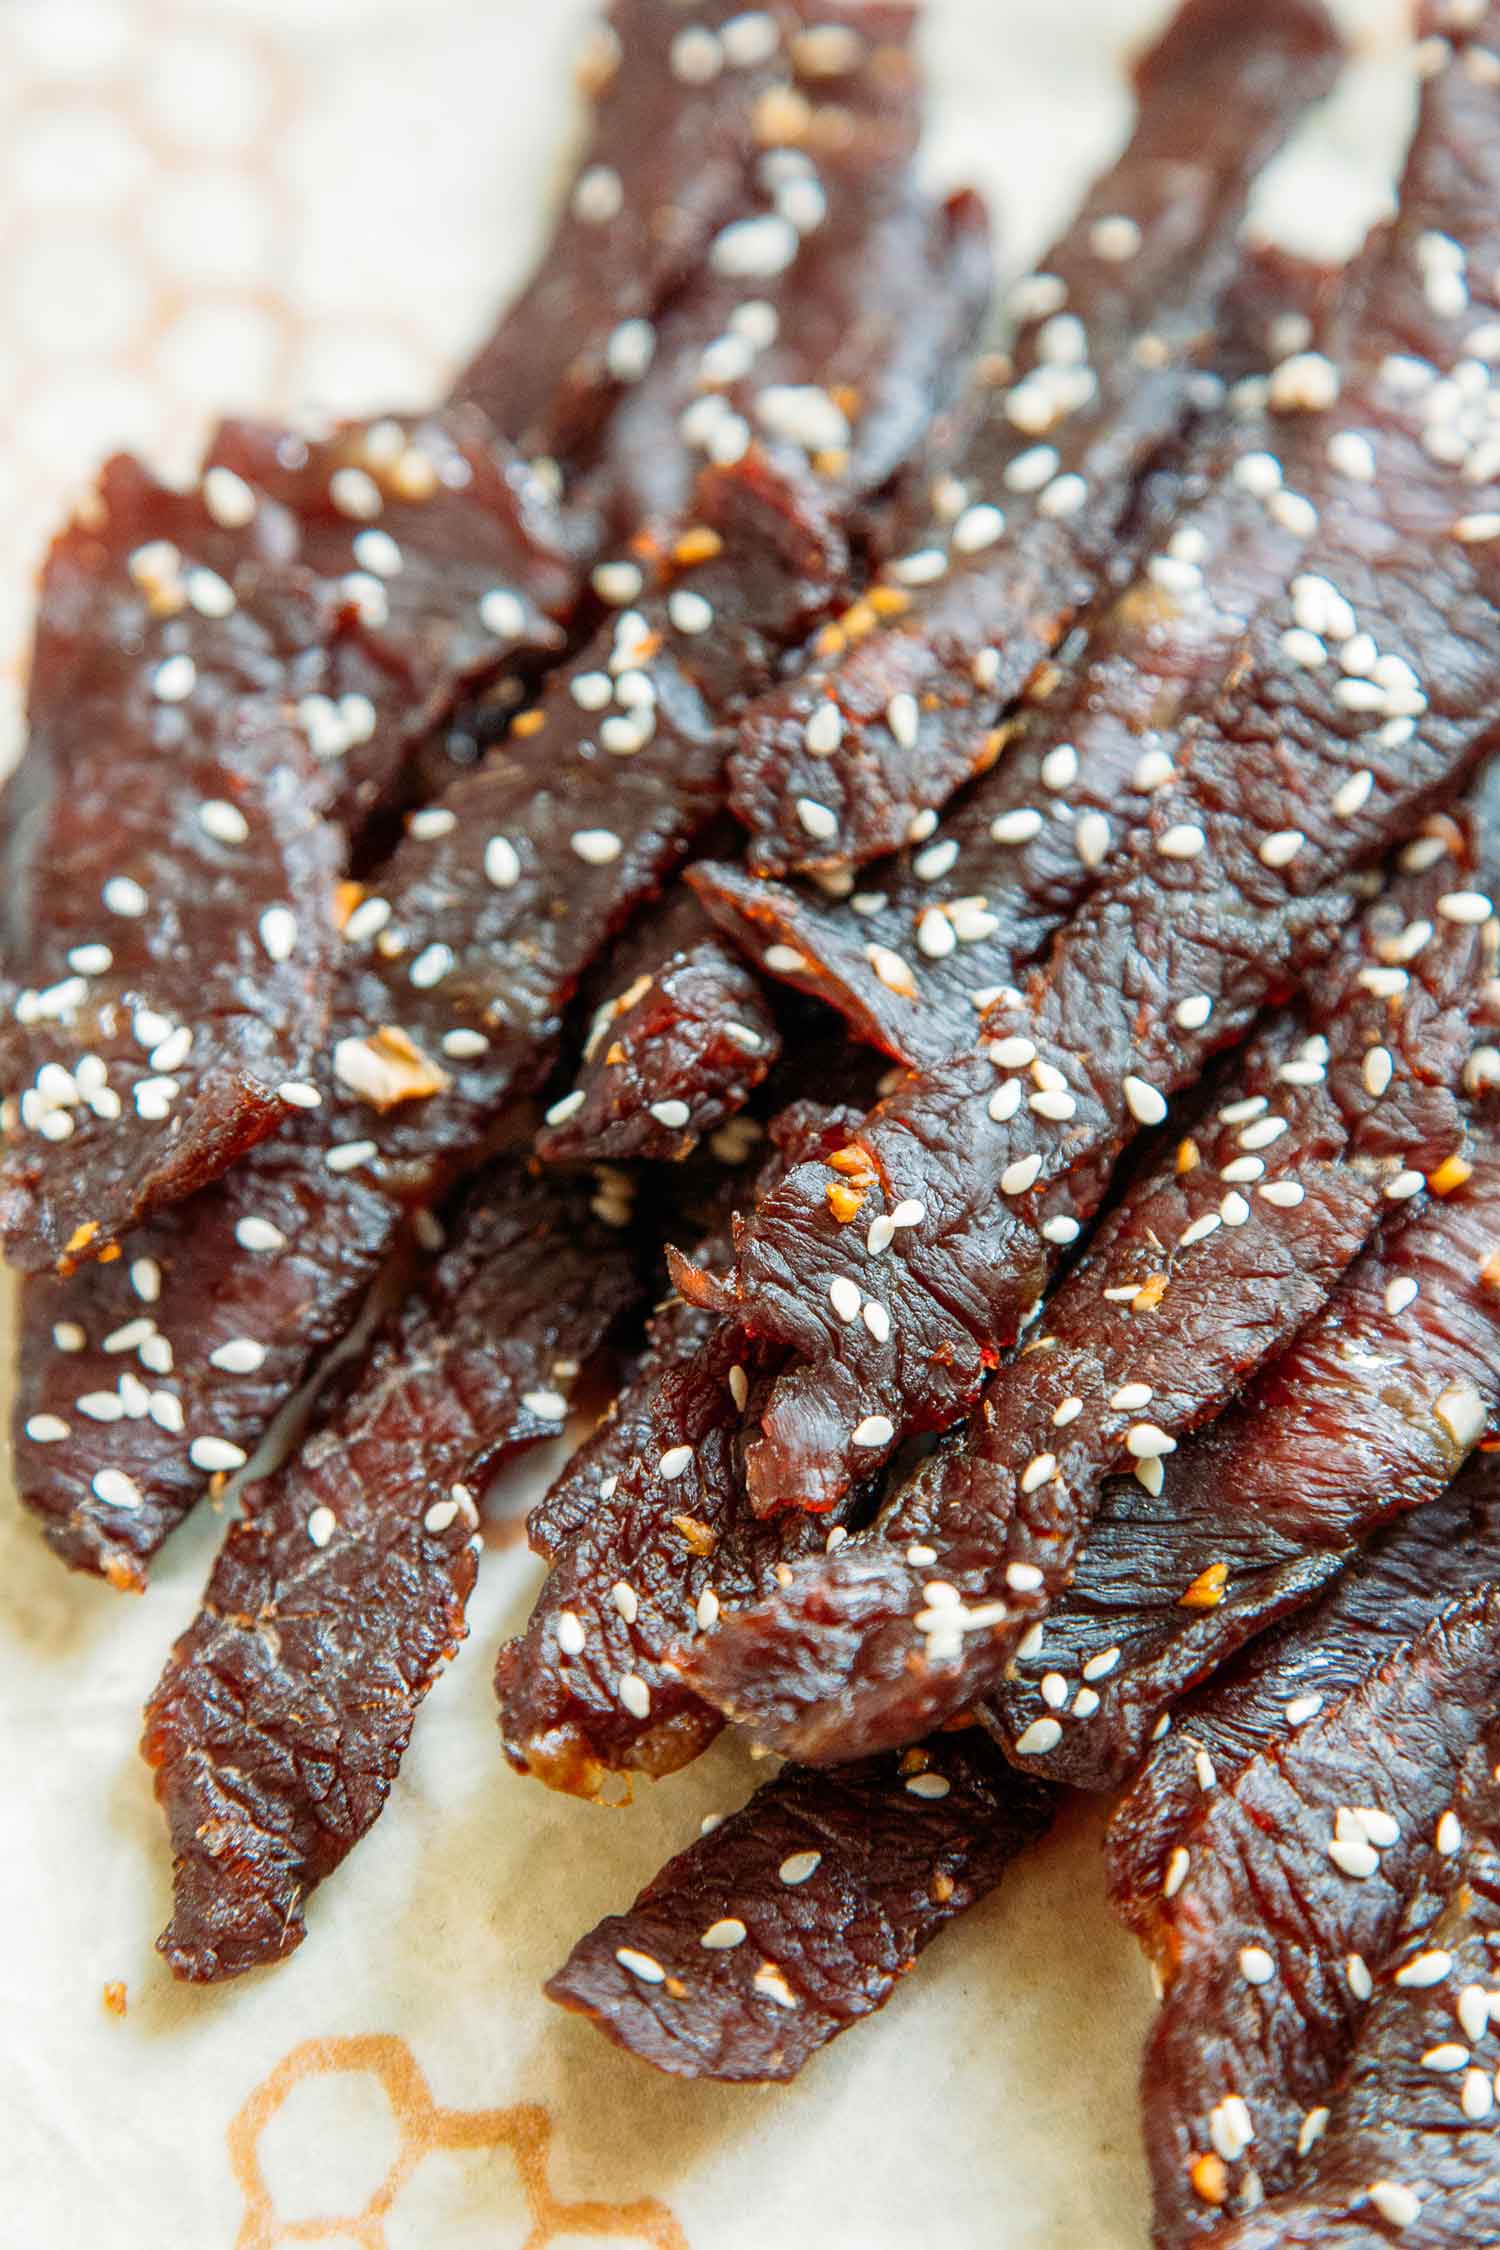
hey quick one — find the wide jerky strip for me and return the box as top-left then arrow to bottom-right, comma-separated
694,28 -> 1500,1523
497,1103 -> 864,1797
535,889 -> 781,1163
997,1123 -> 1500,1792
11,456 -> 844,1584
1107,1457 -> 1500,2243
1205,1731 -> 1500,2249
546,1731 -> 1054,2081
682,1013 -> 1389,1762
725,0 -> 1343,874
141,1162 -> 635,1982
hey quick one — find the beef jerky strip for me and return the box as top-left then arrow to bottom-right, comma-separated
201,412 -> 575,835
141,1161 -> 636,1982
1204,1727 -> 1500,2250
535,888 -> 781,1164
682,1008 -> 1392,1762
725,0 -> 1343,875
1106,1452 -> 1500,2243
679,782 -> 1500,1756
452,0 -> 811,471
686,24 -> 1500,1523
546,1730 -> 1055,2082
997,1118 -> 1500,1793
11,455 -> 845,1586
0,460 -> 341,1274
497,1102 -> 866,1798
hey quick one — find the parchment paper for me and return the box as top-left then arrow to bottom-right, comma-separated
0,3 -> 1414,2243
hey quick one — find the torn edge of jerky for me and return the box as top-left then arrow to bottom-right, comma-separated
682,30 -> 1500,1534
497,1100 -> 870,1800
535,887 -> 782,1164
723,0 -> 1344,874
141,1160 -> 637,1982
994,1109 -> 1500,1792
1106,1449 -> 1500,2244
10,448 -> 848,1587
546,1728 -> 1054,2081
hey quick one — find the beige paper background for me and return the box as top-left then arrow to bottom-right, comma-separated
0,3 -> 1414,2243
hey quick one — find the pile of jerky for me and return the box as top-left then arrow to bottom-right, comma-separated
8,2 -> 1500,2240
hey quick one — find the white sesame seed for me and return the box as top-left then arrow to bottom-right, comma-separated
572,828 -> 623,865
1328,429 -> 1376,480
701,1918 -> 747,1950
199,798 -> 250,846
619,1673 -> 651,1719
1438,889 -> 1494,924
103,875 -> 148,918
1367,2182 -> 1419,2230
1396,1949 -> 1453,1988
1463,2070 -> 1494,2121
852,1415 -> 895,1448
1239,1116 -> 1288,1151
885,692 -> 920,752
1454,512 -> 1500,543
25,1413 -> 69,1443
990,807 -> 1044,845
1162,1847 -> 1189,1898
325,1139 -> 377,1174
1239,1947 -> 1275,1987
1126,1424 -> 1176,1460
1089,213 -> 1141,261
1156,824 -> 1205,860
1459,1984 -> 1491,2042
615,1946 -> 666,1984
1220,1192 -> 1252,1227
779,1851 -> 822,1886
1006,1561 -> 1044,1592
91,1468 -> 143,1511
1385,1169 -> 1425,1201
1038,472 -> 1087,518
1259,829 -> 1305,869
1209,2096 -> 1255,2165
1259,1181 -> 1305,1209
1053,1398 -> 1084,1429
1437,1810 -> 1463,1855
557,1611 -> 585,1657
1328,1836 -> 1380,1879
796,796 -> 839,843
1013,1717 -> 1062,1757
659,1445 -> 694,1480
189,1436 -> 247,1474
890,1200 -> 925,1229
1021,1452 -> 1057,1493
203,464 -> 255,526
592,561 -> 643,605
258,905 -> 298,963
1436,1381 -> 1487,1448
1001,1153 -> 1043,1196
209,1339 -> 266,1374
1042,1214 -> 1080,1245
1363,1046 -> 1394,1097
711,212 -> 798,279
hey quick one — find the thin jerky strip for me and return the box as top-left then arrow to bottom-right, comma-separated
453,0 -> 814,468
726,0 -> 1343,874
683,1011 -> 1386,1763
997,1121 -> 1500,1792
0,460 -> 341,1272
694,25 -> 1500,1520
546,1731 -> 1054,2081
535,889 -> 780,1163
1107,1455 -> 1500,2244
498,1103 -> 864,1797
1206,1731 -> 1500,2250
12,454 -> 844,1584
141,1162 -> 636,1982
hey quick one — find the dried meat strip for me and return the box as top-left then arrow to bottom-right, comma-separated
725,0 -> 1343,874
141,1162 -> 636,1982
497,1102 -> 864,1797
12,456 -> 845,1583
1107,1453 -> 1500,2243
535,889 -> 781,1164
452,0 -> 815,469
996,1118 -> 1500,1792
689,23 -> 1500,1527
546,1729 -> 1054,2081
1204,1729 -> 1500,2249
0,462 -> 342,1274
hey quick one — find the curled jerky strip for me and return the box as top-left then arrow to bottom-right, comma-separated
12,454 -> 844,1584
547,1729 -> 1054,2082
725,0 -> 1343,873
535,889 -> 781,1164
688,24 -> 1500,1522
1205,1728 -> 1500,2250
142,1162 -> 636,1982
997,1117 -> 1500,1792
1107,1452 -> 1500,2245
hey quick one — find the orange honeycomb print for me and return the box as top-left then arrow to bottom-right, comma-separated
228,2034 -> 689,2250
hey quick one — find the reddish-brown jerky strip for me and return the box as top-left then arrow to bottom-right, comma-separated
546,1730 -> 1054,2081
535,889 -> 780,1163
682,1012 -> 1388,1762
0,461 -> 342,1274
141,1162 -> 635,1982
497,1103 -> 865,1797
725,0 -> 1343,874
691,23 -> 1500,1521
1204,1730 -> 1500,2250
11,453 -> 843,1585
996,1122 -> 1500,1792
453,0 -> 823,473
1108,1452 -> 1500,2245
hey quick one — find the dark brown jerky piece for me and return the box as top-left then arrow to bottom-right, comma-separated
11,455 -> 845,1585
725,0 -> 1343,873
203,412 -> 576,833
996,1125 -> 1500,1792
546,1729 -> 1054,2081
498,1103 -> 866,1797
452,0 -> 810,466
141,1162 -> 635,1982
1107,1455 -> 1500,2244
535,888 -> 780,1163
694,22 -> 1500,1523
1205,1732 -> 1500,2249
682,1012 -> 1387,1762
0,459 -> 343,1273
